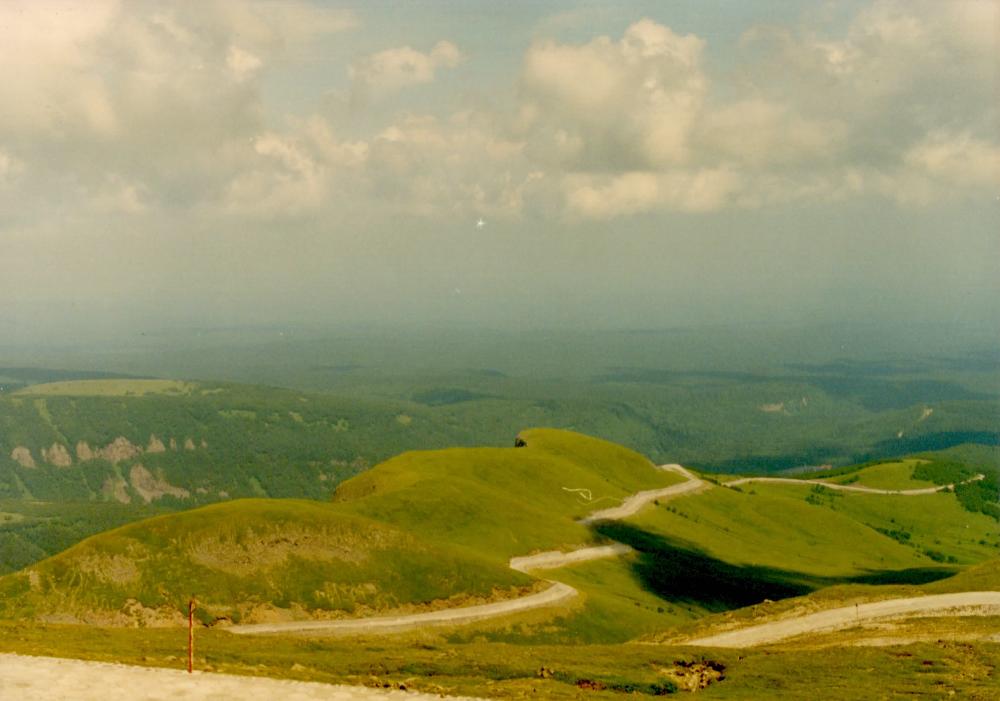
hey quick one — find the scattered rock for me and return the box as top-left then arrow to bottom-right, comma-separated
536,667 -> 554,679
10,446 -> 36,468
660,660 -> 725,692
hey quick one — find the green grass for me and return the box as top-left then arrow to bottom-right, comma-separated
0,620 -> 996,699
749,482 -> 1000,565
15,380 -> 196,397
0,429 -> 672,626
827,458 -> 936,490
333,428 -> 680,562
445,556 -> 704,646
0,498 -> 528,625
628,484 -> 928,577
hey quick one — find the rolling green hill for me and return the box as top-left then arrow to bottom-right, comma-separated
3,429 -> 996,642
0,498 -> 528,626
0,429 -> 673,625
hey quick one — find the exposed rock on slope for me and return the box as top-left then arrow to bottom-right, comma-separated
42,443 -> 72,467
10,446 -> 36,468
128,464 -> 190,503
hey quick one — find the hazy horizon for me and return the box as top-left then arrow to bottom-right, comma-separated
1,1 -> 997,344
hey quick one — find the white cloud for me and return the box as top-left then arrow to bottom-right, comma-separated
519,19 -> 706,170
0,0 -> 356,216
227,46 -> 264,81
0,150 -> 24,185
564,169 -> 741,218
699,99 -> 846,167
89,175 -> 149,214
350,41 -> 464,104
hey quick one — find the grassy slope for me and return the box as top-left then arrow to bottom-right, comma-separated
748,482 -> 1000,564
0,498 -> 528,625
827,458 -> 936,489
0,429 -> 671,624
628,484 -> 929,577
333,428 -> 680,561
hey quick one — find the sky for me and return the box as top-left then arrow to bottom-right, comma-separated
0,0 -> 998,341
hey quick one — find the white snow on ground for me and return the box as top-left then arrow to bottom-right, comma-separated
0,653 -> 483,700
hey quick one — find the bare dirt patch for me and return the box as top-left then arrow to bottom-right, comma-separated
187,527 -> 378,576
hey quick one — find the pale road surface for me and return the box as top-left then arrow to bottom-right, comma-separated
509,544 -> 633,573
723,473 -> 985,496
230,463 -> 695,636
686,592 -> 1000,648
0,653 -> 482,701
578,463 -> 707,524
230,582 -> 577,635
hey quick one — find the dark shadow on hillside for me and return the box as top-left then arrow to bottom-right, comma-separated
594,522 -> 957,612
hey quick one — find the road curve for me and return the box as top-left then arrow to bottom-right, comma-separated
229,463 -> 693,636
723,474 -> 985,496
578,464 -> 708,524
686,591 -> 1000,648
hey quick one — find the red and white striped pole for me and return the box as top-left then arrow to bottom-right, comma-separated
187,598 -> 195,674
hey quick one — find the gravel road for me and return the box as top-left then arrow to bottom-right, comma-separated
229,582 -> 577,636
686,591 -> 1000,647
0,653 -> 481,700
723,474 -> 985,495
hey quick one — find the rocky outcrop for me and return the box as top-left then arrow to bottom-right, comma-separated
42,443 -> 72,467
75,441 -> 96,462
100,437 -> 141,464
146,434 -> 166,453
128,464 -> 190,503
101,477 -> 132,504
10,446 -> 36,468
184,438 -> 196,451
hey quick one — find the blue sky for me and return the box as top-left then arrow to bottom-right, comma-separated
0,1 -> 996,339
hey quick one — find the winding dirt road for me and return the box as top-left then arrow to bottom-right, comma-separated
227,462 -> 992,640
0,653 -> 481,700
723,474 -> 985,496
686,591 -> 1000,648
229,463 -> 693,636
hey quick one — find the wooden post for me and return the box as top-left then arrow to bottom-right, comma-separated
188,598 -> 195,673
